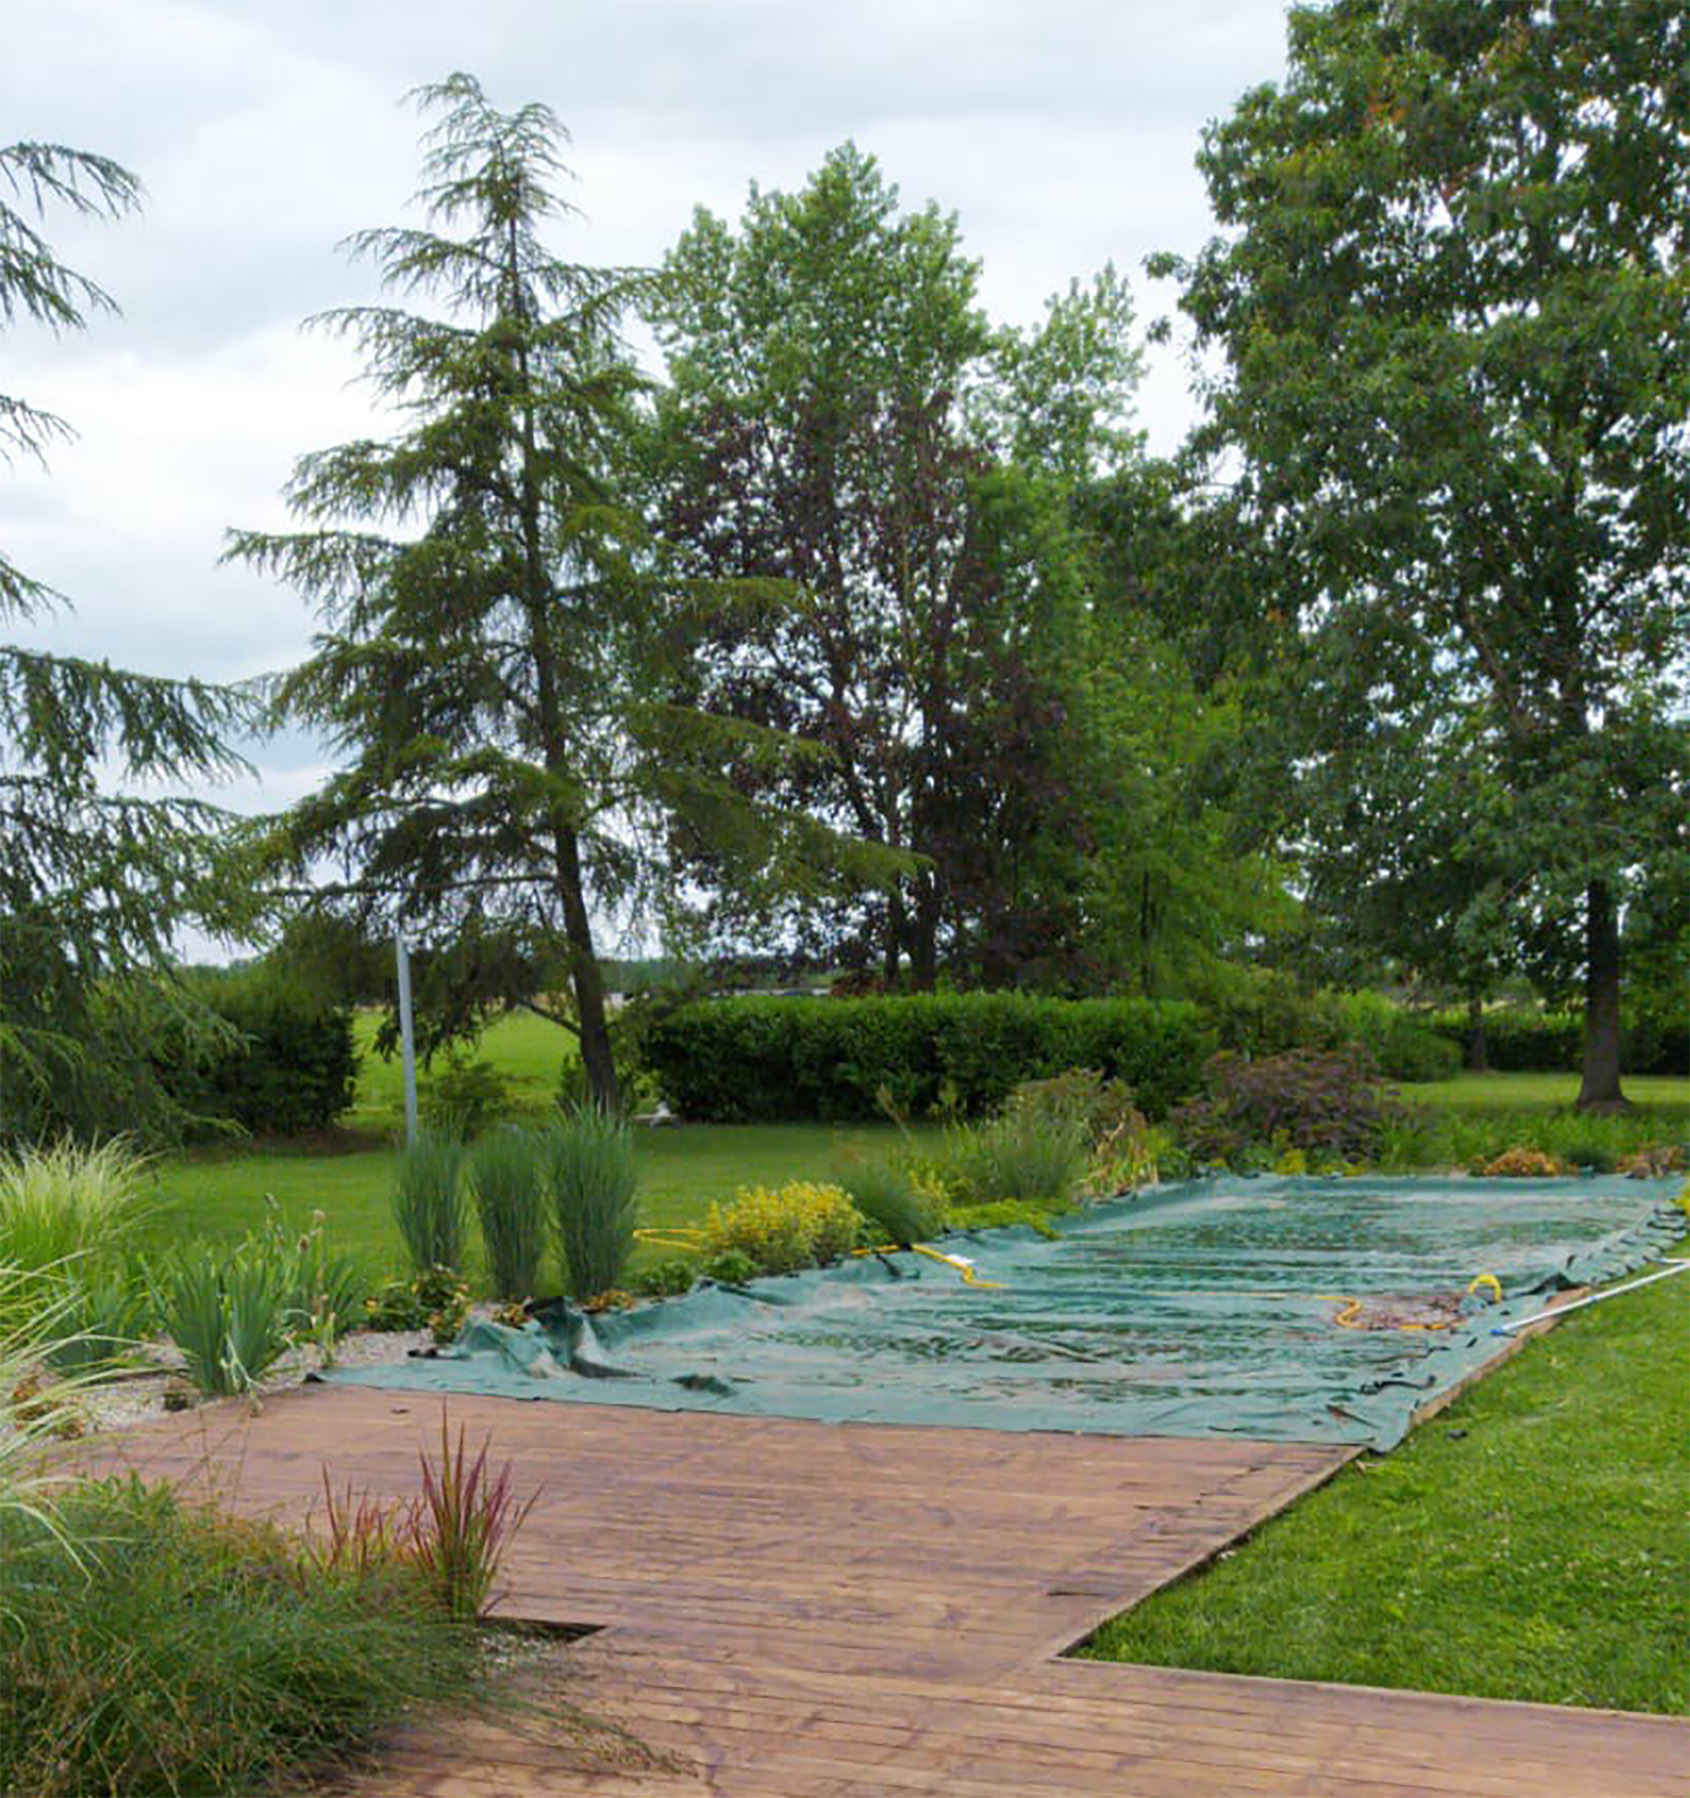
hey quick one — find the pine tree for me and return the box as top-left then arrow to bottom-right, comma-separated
1,142 -> 253,1141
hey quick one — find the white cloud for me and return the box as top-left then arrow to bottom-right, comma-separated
4,0 -> 1289,826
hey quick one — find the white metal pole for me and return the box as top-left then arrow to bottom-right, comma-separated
1493,1258 -> 1690,1335
395,930 -> 418,1147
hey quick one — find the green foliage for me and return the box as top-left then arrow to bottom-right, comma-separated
0,1140 -> 154,1372
392,1129 -> 468,1276
229,75 -> 812,1115
0,1139 -> 150,1290
423,1053 -> 512,1141
1376,1105 -> 1688,1177
0,1473 -> 485,1797
1171,1049 -> 1400,1169
41,1267 -> 150,1374
836,1158 -> 940,1249
0,142 -> 260,1150
361,1265 -> 472,1344
629,1256 -> 699,1299
940,1110 -> 1091,1209
1429,1006 -> 1685,1078
700,1182 -> 863,1277
146,1235 -> 299,1396
1002,1067 -> 1140,1148
653,143 -> 1130,987
701,1248 -> 761,1286
641,994 -> 1213,1123
545,1108 -> 638,1299
1166,0 -> 1688,1107
155,964 -> 359,1138
468,1126 -> 548,1301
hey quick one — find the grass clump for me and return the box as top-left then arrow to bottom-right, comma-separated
546,1108 -> 638,1299
392,1129 -> 468,1274
942,1109 -> 1091,1209
836,1158 -> 940,1249
0,1474 -> 488,1798
1080,1251 -> 1690,1714
469,1126 -> 548,1301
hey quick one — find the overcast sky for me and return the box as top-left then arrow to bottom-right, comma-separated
4,0 -> 1290,840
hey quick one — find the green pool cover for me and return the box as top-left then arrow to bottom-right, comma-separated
324,1175 -> 1685,1448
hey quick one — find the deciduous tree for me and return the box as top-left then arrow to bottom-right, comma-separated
1162,0 -> 1688,1107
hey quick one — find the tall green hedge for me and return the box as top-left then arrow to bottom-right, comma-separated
1432,1009 -> 1687,1077
639,994 -> 1214,1123
162,967 -> 359,1137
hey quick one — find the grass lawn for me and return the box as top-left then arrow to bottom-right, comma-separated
1079,1251 -> 1690,1715
1401,1071 -> 1689,1112
143,1121 -> 943,1285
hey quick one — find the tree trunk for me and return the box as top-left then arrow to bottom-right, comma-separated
908,874 -> 940,993
883,890 -> 905,989
1575,878 -> 1627,1112
554,822 -> 620,1114
1464,994 -> 1488,1073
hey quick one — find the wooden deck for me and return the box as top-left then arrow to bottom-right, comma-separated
83,1387 -> 1689,1796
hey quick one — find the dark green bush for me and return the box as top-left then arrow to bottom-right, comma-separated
640,994 -> 1213,1123
159,965 -> 358,1137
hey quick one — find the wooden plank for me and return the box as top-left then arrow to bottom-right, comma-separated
77,1387 -> 1689,1797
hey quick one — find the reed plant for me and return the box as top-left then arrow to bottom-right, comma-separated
469,1126 -> 548,1300
545,1107 -> 638,1299
392,1128 -> 468,1274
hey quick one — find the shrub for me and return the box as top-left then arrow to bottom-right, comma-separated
362,1264 -> 471,1343
629,1257 -> 699,1299
701,1248 -> 761,1285
0,1139 -> 151,1275
0,1473 -> 483,1798
1003,1067 -> 1140,1146
147,1234 -> 300,1396
837,1158 -> 941,1249
1376,1106 -> 1689,1174
469,1126 -> 548,1301
1171,1048 -> 1401,1167
545,1108 -> 638,1299
700,1182 -> 863,1276
392,1129 -> 468,1275
423,1053 -> 512,1140
640,993 -> 1212,1123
